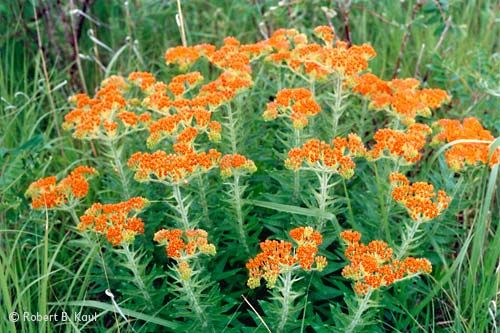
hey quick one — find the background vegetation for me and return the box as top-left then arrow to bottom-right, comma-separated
0,0 -> 498,332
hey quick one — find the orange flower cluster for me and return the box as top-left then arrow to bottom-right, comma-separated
264,28 -> 376,80
128,71 -> 157,91
127,149 -> 221,184
168,72 -> 204,96
263,88 -> 321,129
432,117 -> 499,171
246,227 -> 327,289
219,154 -> 257,178
63,75 -> 151,139
340,230 -> 432,295
389,173 -> 451,221
146,108 -> 221,147
154,228 -> 216,280
353,73 -> 450,124
26,166 -> 96,209
164,46 -> 202,69
165,36 -> 269,74
367,123 -> 432,164
77,197 -> 147,246
285,134 -> 366,179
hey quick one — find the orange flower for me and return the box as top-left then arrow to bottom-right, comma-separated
164,46 -> 201,69
127,149 -> 221,184
154,228 -> 216,258
265,27 -> 375,80
264,88 -> 321,129
128,71 -> 156,91
168,72 -> 204,96
219,154 -> 257,178
353,73 -> 450,124
26,166 -> 96,209
77,197 -> 147,246
367,124 -> 432,164
154,228 -> 216,280
432,117 -> 499,171
314,25 -> 335,44
64,76 -> 149,139
246,227 -> 327,288
340,230 -> 432,295
285,134 -> 366,179
390,173 -> 451,221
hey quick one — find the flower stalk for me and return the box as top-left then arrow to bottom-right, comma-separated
229,174 -> 250,255
345,290 -> 373,333
316,171 -> 332,231
277,270 -> 295,333
292,128 -> 302,201
122,244 -> 153,307
331,75 -> 344,136
106,138 -> 131,199
172,183 -> 191,230
181,275 -> 212,331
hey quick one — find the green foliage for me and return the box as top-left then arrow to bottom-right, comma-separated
1,1 -> 499,332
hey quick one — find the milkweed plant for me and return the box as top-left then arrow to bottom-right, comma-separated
24,25 -> 499,332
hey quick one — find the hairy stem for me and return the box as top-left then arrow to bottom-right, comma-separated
331,75 -> 343,137
317,171 -> 332,231
292,128 -> 302,201
396,221 -> 421,260
346,290 -> 373,333
107,139 -> 130,199
172,184 -> 190,230
225,103 -> 238,154
122,244 -> 152,307
230,174 -> 250,255
196,174 -> 211,226
277,270 -> 294,333
181,276 -> 212,331
342,178 -> 355,227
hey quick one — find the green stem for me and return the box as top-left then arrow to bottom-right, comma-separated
346,291 -> 373,333
122,244 -> 152,307
181,276 -> 213,331
292,128 -> 302,201
317,171 -> 332,231
231,174 -> 250,255
277,270 -> 294,333
342,178 -> 355,227
172,184 -> 191,230
39,208 -> 50,333
373,163 -> 391,241
396,221 -> 421,260
225,103 -> 238,154
332,76 -> 343,137
196,174 -> 211,226
107,139 -> 130,199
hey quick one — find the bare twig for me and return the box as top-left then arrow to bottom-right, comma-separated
32,0 -> 63,142
393,0 -> 424,78
414,43 -> 426,78
337,0 -> 352,45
